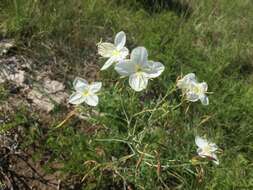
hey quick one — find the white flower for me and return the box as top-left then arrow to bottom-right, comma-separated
68,77 -> 102,106
115,47 -> 165,92
97,31 -> 129,70
195,136 -> 219,165
186,81 -> 209,105
177,73 -> 209,105
177,73 -> 197,90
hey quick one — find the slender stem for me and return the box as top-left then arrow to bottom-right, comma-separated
95,138 -> 135,155
55,109 -> 77,128
148,86 -> 176,122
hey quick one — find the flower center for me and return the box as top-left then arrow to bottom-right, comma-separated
202,145 -> 212,155
112,50 -> 120,57
135,64 -> 142,73
192,85 -> 202,94
82,89 -> 90,97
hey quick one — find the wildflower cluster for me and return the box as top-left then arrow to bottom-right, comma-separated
67,31 -> 220,165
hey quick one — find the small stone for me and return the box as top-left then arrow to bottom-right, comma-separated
0,69 -> 25,86
0,56 -> 28,86
27,90 -> 55,113
0,39 -> 15,55
43,78 -> 65,94
0,69 -> 8,83
50,91 -> 68,104
9,70 -> 25,86
27,81 -> 68,113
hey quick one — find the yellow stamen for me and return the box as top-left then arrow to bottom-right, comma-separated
135,64 -> 142,72
83,89 -> 90,96
192,86 -> 202,94
202,145 -> 212,155
112,50 -> 120,56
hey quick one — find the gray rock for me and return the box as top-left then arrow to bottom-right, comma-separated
27,78 -> 68,112
43,78 -> 65,94
0,56 -> 27,86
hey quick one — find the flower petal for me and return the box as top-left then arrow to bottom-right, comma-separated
114,31 -> 126,50
176,78 -> 187,89
73,77 -> 89,92
195,136 -> 208,148
211,153 -> 219,165
186,91 -> 199,102
200,82 -> 208,92
89,82 -> 102,93
115,60 -> 135,76
101,57 -> 115,70
129,72 -> 148,91
145,61 -> 165,78
97,42 -> 115,58
184,73 -> 196,81
200,95 -> 209,105
84,95 -> 99,106
130,47 -> 148,65
209,143 -> 218,152
118,47 -> 129,59
68,92 -> 85,105
177,73 -> 197,89
197,148 -> 206,158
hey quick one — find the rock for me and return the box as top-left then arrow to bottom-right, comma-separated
8,70 -> 25,86
0,39 -> 15,56
27,88 -> 68,113
51,91 -> 69,104
1,55 -> 68,112
27,90 -> 55,113
0,69 -> 7,83
27,77 -> 68,112
43,78 -> 65,94
0,68 -> 26,86
0,56 -> 27,86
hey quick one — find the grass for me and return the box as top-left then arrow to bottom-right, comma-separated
1,0 -> 253,189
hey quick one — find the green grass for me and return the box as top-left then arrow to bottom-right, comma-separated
1,0 -> 253,189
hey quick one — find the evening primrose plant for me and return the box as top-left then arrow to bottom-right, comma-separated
61,30 -> 220,184
3,0 -> 253,188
